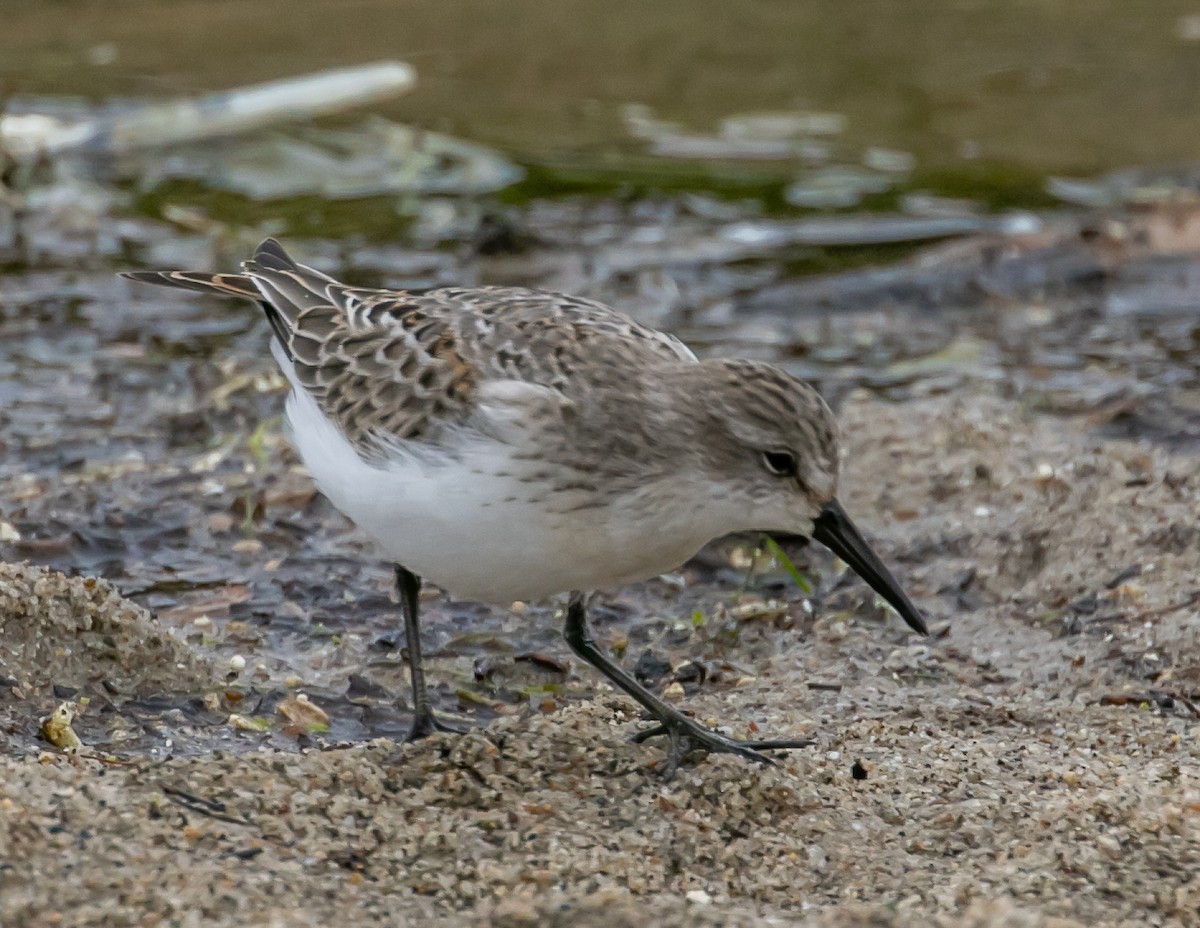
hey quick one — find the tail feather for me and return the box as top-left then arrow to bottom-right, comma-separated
119,239 -> 334,302
119,270 -> 260,299
121,239 -> 342,365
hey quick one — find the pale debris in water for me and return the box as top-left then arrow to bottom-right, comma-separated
901,192 -> 983,218
86,43 -> 118,67
623,104 -> 840,161
863,147 -> 916,173
721,214 -> 1009,248
1048,164 -> 1200,209
720,110 -> 845,139
785,166 -> 896,209
1178,14 -> 1200,42
0,63 -> 416,159
135,117 -> 523,200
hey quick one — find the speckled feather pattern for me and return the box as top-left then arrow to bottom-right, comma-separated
128,239 -> 698,461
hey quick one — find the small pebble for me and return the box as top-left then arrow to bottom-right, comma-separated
1097,834 -> 1122,859
229,655 -> 246,672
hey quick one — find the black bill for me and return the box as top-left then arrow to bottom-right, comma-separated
811,498 -> 928,635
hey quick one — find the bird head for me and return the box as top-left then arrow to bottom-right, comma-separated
681,358 -> 927,635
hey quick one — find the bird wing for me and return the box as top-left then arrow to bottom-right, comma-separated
122,238 -> 695,457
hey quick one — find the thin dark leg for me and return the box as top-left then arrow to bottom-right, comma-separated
562,592 -> 812,779
395,565 -> 463,741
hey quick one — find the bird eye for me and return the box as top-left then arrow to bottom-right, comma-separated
761,450 -> 797,477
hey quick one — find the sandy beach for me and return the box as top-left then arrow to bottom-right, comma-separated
2,391 -> 1196,927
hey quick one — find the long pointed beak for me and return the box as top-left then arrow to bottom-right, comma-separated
811,498 -> 928,635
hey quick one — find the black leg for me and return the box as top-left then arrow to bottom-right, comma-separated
394,565 -> 463,741
562,592 -> 812,779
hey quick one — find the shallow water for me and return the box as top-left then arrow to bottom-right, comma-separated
5,0 -> 1200,180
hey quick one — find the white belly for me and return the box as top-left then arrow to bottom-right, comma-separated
283,387 -> 717,602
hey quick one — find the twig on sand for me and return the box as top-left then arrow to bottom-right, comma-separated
1097,691 -> 1200,718
161,785 -> 255,826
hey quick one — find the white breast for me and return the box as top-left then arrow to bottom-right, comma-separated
281,384 -> 722,603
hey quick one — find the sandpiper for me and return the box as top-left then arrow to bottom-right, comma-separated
124,238 -> 927,777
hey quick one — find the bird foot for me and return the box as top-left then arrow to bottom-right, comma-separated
406,710 -> 469,742
631,714 -> 813,780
